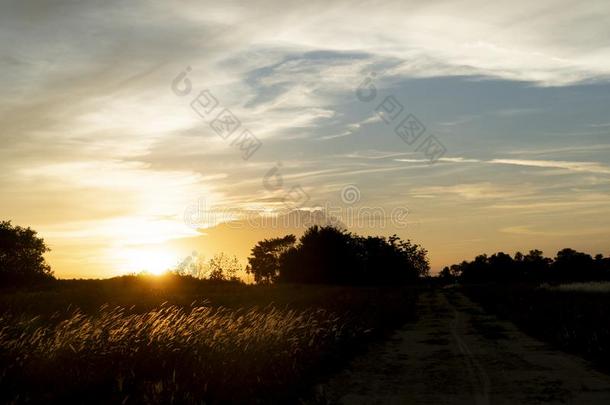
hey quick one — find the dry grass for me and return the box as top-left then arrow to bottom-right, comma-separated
540,282 -> 610,293
0,303 -> 345,403
0,279 -> 418,403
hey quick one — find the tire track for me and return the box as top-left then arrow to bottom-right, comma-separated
450,309 -> 491,405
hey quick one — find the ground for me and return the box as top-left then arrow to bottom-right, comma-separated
318,289 -> 610,404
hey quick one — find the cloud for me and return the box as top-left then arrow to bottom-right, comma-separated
490,195 -> 610,213
395,157 -> 482,163
318,114 -> 382,140
395,156 -> 610,175
339,150 -> 412,160
3,0 -> 610,277
409,183 -> 526,200
489,159 -> 610,175
506,144 -> 610,156
500,225 -> 610,237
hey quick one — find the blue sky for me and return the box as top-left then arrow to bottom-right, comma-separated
1,0 -> 610,277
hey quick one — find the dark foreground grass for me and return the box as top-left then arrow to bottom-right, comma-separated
464,283 -> 610,373
0,275 -> 419,404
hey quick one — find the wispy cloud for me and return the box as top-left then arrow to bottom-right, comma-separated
3,0 -> 610,276
409,182 -> 528,200
501,225 -> 610,237
489,159 -> 610,175
395,156 -> 610,175
506,144 -> 610,156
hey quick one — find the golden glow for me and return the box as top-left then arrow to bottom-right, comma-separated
115,247 -> 179,276
5,1 -> 610,280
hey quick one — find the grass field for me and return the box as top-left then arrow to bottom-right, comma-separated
540,281 -> 610,293
0,275 -> 419,404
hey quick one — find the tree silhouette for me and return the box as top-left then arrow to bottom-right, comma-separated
445,248 -> 609,284
279,226 -> 361,284
208,253 -> 241,281
0,221 -> 54,286
246,235 -> 296,284
249,225 -> 430,285
552,248 -> 595,282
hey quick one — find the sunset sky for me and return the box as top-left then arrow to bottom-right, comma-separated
2,0 -> 610,278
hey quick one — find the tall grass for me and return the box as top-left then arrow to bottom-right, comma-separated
0,303 -> 345,403
0,280 -> 419,403
540,281 -> 610,293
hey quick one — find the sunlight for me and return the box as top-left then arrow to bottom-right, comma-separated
116,247 -> 179,275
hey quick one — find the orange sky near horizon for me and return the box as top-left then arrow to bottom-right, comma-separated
3,1 -> 610,279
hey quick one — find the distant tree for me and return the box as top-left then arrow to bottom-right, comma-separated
269,225 -> 429,285
593,254 -> 610,280
439,266 -> 455,283
524,249 -> 544,260
388,235 -> 430,279
552,248 -> 595,282
601,256 -> 610,280
247,235 -> 296,284
522,249 -> 551,281
488,252 -> 515,281
449,264 -> 462,278
0,221 -> 54,286
357,235 -> 429,283
174,251 -> 207,278
514,251 -> 524,262
459,254 -> 489,283
208,253 -> 242,281
444,247 -> 610,284
279,226 -> 359,284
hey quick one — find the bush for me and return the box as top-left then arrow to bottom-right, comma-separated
248,226 -> 429,285
0,221 -> 54,287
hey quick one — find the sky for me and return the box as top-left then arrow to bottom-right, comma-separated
2,0 -> 610,278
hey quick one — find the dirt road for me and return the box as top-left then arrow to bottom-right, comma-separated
319,289 -> 610,404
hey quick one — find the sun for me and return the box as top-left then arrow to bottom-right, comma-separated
117,247 -> 179,276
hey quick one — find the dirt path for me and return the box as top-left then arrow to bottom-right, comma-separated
318,289 -> 610,404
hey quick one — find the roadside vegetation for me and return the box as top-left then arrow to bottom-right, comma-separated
540,281 -> 610,293
441,249 -> 610,373
0,222 -> 425,404
0,281 -> 419,404
464,284 -> 610,373
5,219 -> 610,402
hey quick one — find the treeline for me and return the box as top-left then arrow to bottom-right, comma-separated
440,248 -> 610,283
247,225 -> 429,285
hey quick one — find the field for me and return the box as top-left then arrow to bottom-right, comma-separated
6,277 -> 610,403
464,283 -> 610,373
540,281 -> 610,293
0,275 -> 419,404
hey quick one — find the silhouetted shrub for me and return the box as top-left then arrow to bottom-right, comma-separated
246,235 -> 296,284
248,226 -> 429,285
0,221 -> 54,287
